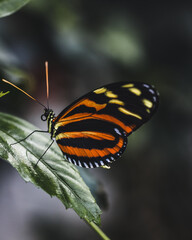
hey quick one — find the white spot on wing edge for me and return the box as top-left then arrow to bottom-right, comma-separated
143,83 -> 150,88
153,96 -> 157,102
94,162 -> 99,168
89,162 -> 94,168
68,157 -> 72,163
114,128 -> 122,135
73,159 -> 77,165
110,156 -> 115,161
83,162 -> 89,168
78,160 -> 82,167
105,158 -> 111,163
100,161 -> 105,166
149,89 -> 155,94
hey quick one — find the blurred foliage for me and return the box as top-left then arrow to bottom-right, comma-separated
0,0 -> 192,240
0,0 -> 30,18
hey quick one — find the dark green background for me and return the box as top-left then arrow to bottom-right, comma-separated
0,1 -> 192,240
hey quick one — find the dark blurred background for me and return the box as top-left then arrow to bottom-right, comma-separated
1,1 -> 192,240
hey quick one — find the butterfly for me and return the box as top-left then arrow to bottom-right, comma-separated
2,62 -> 159,168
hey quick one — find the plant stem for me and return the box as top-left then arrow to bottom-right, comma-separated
86,220 -> 111,240
0,91 -> 10,98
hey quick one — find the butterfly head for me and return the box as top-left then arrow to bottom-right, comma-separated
41,108 -> 55,121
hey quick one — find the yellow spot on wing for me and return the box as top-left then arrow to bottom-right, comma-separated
143,99 -> 153,108
122,83 -> 134,88
109,99 -> 124,105
118,107 -> 142,119
94,87 -> 107,94
129,88 -> 141,96
105,91 -> 118,98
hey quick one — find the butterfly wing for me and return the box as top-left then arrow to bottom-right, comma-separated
52,82 -> 159,168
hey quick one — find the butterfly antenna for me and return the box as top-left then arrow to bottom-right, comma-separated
2,79 -> 46,109
45,61 -> 49,109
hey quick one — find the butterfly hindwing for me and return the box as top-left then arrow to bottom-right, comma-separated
52,82 -> 159,168
55,120 -> 127,168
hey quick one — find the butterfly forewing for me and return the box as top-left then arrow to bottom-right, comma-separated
52,82 -> 159,168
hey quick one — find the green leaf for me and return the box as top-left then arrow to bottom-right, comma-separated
0,0 -> 30,18
0,112 -> 101,225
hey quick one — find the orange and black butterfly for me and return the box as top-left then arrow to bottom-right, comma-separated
2,62 -> 159,168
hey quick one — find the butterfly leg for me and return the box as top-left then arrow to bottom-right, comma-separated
35,139 -> 54,167
11,130 -> 49,146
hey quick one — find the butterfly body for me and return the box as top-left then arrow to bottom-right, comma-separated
42,82 -> 159,168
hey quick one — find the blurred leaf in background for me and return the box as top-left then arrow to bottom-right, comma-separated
0,0 -> 30,18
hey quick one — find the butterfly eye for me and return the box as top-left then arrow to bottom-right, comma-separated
41,114 -> 47,121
